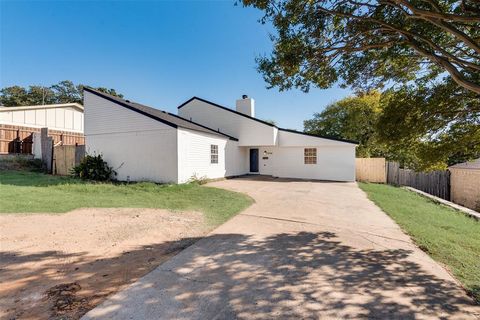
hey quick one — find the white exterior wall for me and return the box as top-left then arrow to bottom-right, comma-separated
179,99 -> 277,146
279,130 -> 355,181
226,141 -> 248,177
265,146 -> 355,181
177,128 -> 228,183
84,92 -> 178,183
0,105 -> 83,132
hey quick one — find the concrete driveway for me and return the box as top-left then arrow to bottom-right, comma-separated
83,176 -> 480,319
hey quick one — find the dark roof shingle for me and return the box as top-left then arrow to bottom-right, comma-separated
84,87 -> 238,141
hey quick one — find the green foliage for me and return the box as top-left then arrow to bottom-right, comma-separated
378,78 -> 480,170
304,91 -> 385,158
71,154 -> 117,181
0,80 -> 123,106
245,0 -> 480,170
0,170 -> 253,226
359,183 -> 480,303
188,173 -> 209,185
304,86 -> 479,170
242,0 -> 480,94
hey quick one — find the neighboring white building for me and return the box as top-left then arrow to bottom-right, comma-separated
0,103 -> 84,133
0,103 -> 84,155
84,87 -> 357,183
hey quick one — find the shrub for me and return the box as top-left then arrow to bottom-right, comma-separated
71,154 -> 116,181
188,173 -> 209,185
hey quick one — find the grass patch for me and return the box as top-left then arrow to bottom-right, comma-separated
0,170 -> 253,226
359,182 -> 480,303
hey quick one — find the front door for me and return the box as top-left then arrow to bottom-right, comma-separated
249,148 -> 259,173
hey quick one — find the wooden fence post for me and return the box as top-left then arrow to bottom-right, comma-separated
386,161 -> 400,186
40,127 -> 53,173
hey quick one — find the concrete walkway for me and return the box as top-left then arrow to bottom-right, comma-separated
83,176 -> 480,319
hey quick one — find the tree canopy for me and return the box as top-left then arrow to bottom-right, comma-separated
0,81 -> 123,107
304,91 -> 384,157
243,0 -> 480,169
304,90 -> 479,170
242,0 -> 480,94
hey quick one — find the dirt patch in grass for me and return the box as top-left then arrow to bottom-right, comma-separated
0,208 -> 207,320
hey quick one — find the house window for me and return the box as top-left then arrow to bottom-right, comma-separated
304,148 -> 317,164
211,145 -> 218,164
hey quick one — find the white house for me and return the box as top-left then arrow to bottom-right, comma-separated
84,87 -> 357,183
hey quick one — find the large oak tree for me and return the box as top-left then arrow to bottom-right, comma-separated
243,0 -> 480,168
242,0 -> 480,94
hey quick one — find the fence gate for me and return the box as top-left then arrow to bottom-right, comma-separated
355,158 -> 386,183
53,145 -> 85,175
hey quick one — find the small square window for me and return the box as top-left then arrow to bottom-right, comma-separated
304,148 -> 317,164
211,145 -> 218,164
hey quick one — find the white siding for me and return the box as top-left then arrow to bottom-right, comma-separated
278,130 -> 354,147
84,91 -> 178,183
269,146 -> 355,181
177,128 -> 228,183
55,108 -> 65,128
25,110 -> 36,124
46,109 -> 56,127
65,109 -> 74,129
86,130 -> 178,183
179,99 -> 277,146
0,105 -> 83,133
225,141 -> 248,177
36,109 -> 46,126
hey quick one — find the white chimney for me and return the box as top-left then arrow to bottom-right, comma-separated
236,95 -> 255,117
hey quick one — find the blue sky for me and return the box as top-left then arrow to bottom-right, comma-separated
0,0 -> 351,130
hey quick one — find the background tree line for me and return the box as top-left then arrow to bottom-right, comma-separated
0,80 -> 123,107
304,89 -> 479,170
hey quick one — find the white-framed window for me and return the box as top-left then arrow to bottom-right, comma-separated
211,144 -> 218,164
304,148 -> 317,164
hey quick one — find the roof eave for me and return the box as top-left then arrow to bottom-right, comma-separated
278,128 -> 359,145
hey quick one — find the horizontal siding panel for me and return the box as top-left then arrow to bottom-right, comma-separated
84,92 -> 170,135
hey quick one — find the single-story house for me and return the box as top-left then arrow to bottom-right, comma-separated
83,87 -> 357,183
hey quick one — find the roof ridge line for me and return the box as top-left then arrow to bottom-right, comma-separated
83,87 -> 238,141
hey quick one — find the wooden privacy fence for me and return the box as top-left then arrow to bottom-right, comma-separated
356,158 -> 386,183
53,145 -> 85,175
0,124 -> 34,154
356,158 -> 451,201
387,164 -> 450,200
0,124 -> 84,154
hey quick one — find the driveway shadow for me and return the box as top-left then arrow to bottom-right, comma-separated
83,231 -> 479,319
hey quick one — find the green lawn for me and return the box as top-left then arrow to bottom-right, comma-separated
0,170 -> 253,226
359,182 -> 480,303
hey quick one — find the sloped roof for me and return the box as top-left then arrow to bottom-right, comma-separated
449,158 -> 480,170
178,96 -> 358,145
84,87 -> 238,141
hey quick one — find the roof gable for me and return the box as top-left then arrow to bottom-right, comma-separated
178,97 -> 276,127
178,97 -> 358,145
84,87 -> 238,141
